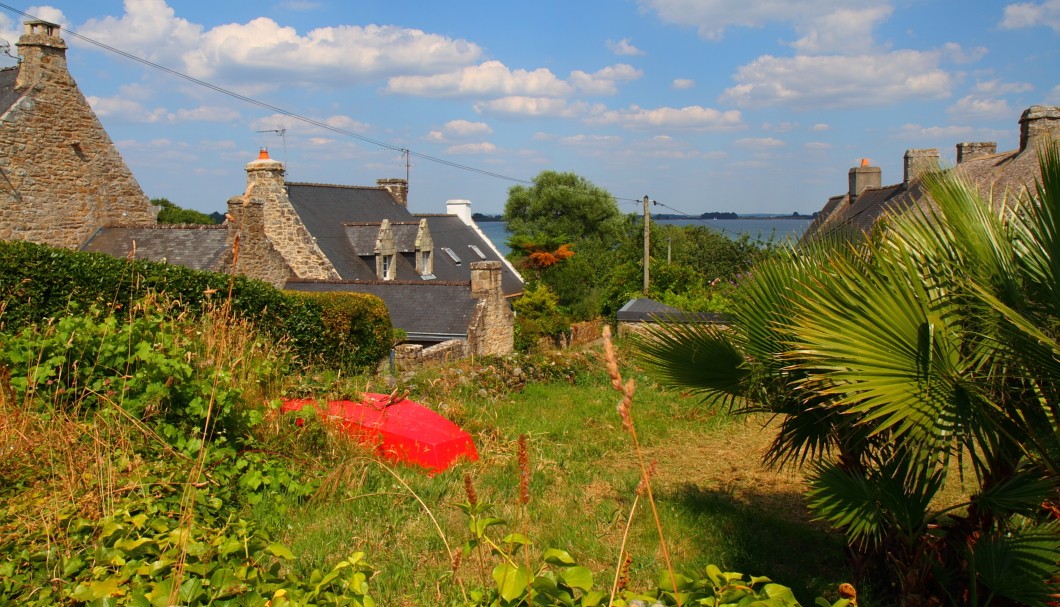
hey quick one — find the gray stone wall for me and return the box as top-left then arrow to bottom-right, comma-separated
244,154 -> 339,281
226,195 -> 293,287
0,26 -> 155,249
393,340 -> 469,371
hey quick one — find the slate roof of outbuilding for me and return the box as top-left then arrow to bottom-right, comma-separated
80,225 -> 230,271
617,297 -> 729,324
0,66 -> 23,115
286,280 -> 478,340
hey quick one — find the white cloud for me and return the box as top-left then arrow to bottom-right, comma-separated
1049,85 -> 1060,103
672,78 -> 696,90
971,79 -> 1034,95
813,123 -> 830,131
87,96 -> 241,123
558,134 -> 623,146
789,6 -> 893,54
426,119 -> 493,142
805,141 -> 832,150
444,142 -> 497,154
762,121 -> 798,132
893,123 -> 977,139
735,137 -> 785,149
1,5 -> 69,52
172,106 -> 241,122
586,105 -> 743,131
278,1 -> 322,10
607,38 -> 644,56
389,61 -> 640,98
78,0 -> 482,87
387,60 -> 571,97
474,97 -> 598,118
569,64 -> 643,95
1000,0 -> 1060,32
721,50 -> 953,110
947,96 -> 1012,120
941,42 -> 988,64
249,113 -> 369,135
638,0 -> 867,41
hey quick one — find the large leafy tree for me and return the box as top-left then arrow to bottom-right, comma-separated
503,170 -> 623,243
638,145 -> 1060,606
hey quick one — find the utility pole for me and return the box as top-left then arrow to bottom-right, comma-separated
643,195 -> 650,295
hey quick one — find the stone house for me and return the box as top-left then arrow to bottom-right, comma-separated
803,105 -> 1060,241
1,20 -> 519,359
0,20 -> 157,249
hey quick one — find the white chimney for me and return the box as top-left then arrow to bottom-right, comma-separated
446,199 -> 472,225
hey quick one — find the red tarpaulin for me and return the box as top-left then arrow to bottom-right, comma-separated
281,393 -> 478,473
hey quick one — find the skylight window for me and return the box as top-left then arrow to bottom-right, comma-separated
469,245 -> 486,259
442,247 -> 461,264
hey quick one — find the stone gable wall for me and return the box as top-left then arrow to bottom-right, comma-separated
226,195 -> 293,287
0,32 -> 155,249
244,159 -> 339,281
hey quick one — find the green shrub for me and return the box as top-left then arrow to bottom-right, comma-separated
0,240 -> 390,373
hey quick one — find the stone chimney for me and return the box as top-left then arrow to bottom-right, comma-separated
467,260 -> 514,356
225,194 -> 292,288
956,142 -> 997,164
1019,105 -> 1060,152
903,149 -> 940,187
848,159 -> 881,202
15,20 -> 69,90
446,199 -> 473,225
471,260 -> 502,299
377,178 -> 408,207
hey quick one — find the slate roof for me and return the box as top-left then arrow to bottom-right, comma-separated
0,66 -> 23,115
284,181 -> 523,294
80,225 -> 230,271
801,184 -> 914,242
617,298 -> 729,324
286,280 -> 478,341
416,214 -> 524,294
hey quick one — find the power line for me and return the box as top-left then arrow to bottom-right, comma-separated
0,3 -> 671,205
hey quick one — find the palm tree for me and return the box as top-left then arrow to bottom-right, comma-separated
637,144 -> 1060,606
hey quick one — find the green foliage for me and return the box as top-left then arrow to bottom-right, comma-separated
152,197 -> 219,225
454,497 -> 805,607
638,144 -> 1060,604
512,284 -> 570,351
0,240 -> 391,373
504,171 -> 622,243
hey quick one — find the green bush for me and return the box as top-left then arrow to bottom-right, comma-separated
0,240 -> 391,373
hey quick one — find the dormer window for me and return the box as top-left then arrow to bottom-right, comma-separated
382,254 -> 395,280
414,219 -> 434,276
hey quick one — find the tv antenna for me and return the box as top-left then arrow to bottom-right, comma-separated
256,127 -> 287,173
0,39 -> 16,60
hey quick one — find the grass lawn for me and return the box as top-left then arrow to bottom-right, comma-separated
257,341 -> 851,605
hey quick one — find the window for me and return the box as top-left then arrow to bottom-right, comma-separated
382,254 -> 394,279
469,245 -> 486,259
420,250 -> 432,273
441,247 -> 461,264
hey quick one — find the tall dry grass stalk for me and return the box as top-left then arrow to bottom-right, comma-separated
601,325 -> 682,607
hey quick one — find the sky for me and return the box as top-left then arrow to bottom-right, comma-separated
1,1 -> 1058,217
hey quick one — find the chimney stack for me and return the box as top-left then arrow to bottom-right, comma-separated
377,178 -> 408,207
956,142 -> 997,164
1019,105 -> 1060,152
471,261 -> 502,299
15,20 -> 69,90
446,199 -> 473,225
848,159 -> 881,202
903,149 -> 939,187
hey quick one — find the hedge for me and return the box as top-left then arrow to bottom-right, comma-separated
0,240 -> 392,373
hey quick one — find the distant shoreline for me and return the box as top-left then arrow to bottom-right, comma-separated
472,212 -> 816,222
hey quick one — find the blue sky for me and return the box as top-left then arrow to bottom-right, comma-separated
1,0 -> 1058,216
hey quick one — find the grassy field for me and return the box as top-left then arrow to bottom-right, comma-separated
253,343 -> 851,605
0,305 -> 852,605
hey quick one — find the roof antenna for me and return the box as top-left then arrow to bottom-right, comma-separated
256,127 -> 287,175
0,40 -> 16,60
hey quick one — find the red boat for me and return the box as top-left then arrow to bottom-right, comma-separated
281,393 -> 478,473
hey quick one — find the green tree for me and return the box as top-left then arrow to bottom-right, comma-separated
503,171 -> 622,243
637,145 -> 1060,605
152,197 -> 219,225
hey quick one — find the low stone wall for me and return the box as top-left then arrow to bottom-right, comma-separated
393,340 -> 468,371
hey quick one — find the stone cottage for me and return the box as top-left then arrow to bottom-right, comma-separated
0,20 -> 156,248
803,105 -> 1060,241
